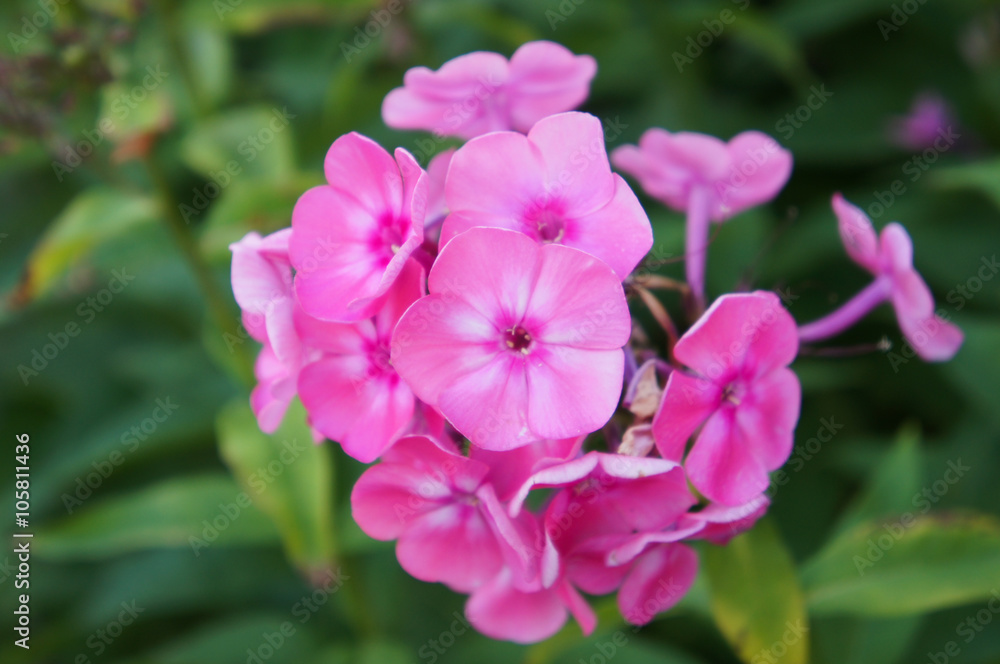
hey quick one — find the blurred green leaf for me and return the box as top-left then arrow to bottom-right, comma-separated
35,474 -> 280,559
812,614 -> 922,664
931,158 -> 1000,212
17,187 -> 158,301
180,106 -> 297,183
802,513 -> 1000,616
828,426 -> 923,539
217,398 -> 335,575
704,518 -> 809,664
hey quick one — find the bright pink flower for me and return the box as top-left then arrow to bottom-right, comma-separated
797,194 -> 963,361
382,41 -> 597,140
424,148 -> 455,243
290,132 -> 426,322
612,130 -> 792,308
440,112 -> 653,279
653,292 -> 801,505
391,227 -> 631,451
296,260 -> 424,463
470,436 -> 584,502
507,452 -> 697,629
230,228 -> 304,433
351,435 -> 539,593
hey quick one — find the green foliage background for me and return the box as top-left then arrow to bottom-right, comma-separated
1,0 -> 999,662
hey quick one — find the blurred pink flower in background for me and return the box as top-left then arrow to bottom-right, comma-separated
888,92 -> 956,151
382,41 -> 596,139
612,129 -> 792,309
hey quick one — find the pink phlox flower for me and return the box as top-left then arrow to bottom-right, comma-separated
290,132 -> 426,322
440,112 -> 653,279
382,41 -> 597,140
350,435 -> 542,594
827,193 -> 964,361
888,92 -> 956,152
391,227 -> 632,451
296,259 -> 425,463
652,292 -> 801,506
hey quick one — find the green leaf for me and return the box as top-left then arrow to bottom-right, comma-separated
802,513 -> 1000,616
828,426 -> 923,539
930,158 -> 1000,212
180,106 -> 296,183
18,188 -> 158,301
812,615 -> 923,664
35,474 -> 280,559
703,518 -> 809,664
217,398 -> 336,575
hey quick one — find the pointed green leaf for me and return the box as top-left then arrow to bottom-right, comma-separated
217,398 -> 335,575
704,518 -> 809,664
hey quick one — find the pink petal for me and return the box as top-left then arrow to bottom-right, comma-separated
526,242 -> 631,349
429,227 -> 540,324
557,580 -> 597,636
298,357 -> 414,463
391,294 -> 498,407
290,186 -> 387,322
440,132 -> 546,247
323,132 -> 403,218
526,345 -> 624,441
690,493 -> 770,545
527,112 -> 615,215
350,462 -> 449,540
250,345 -> 297,433
507,41 -> 597,132
892,270 -> 964,361
472,436 -> 584,501
735,367 -> 801,471
652,371 -> 720,461
438,354 -> 535,451
880,222 -> 915,275
674,291 -> 799,379
564,175 -> 654,279
382,52 -> 511,139
397,503 -> 504,592
832,193 -> 880,274
714,131 -> 792,219
686,409 -> 770,506
465,570 -> 569,644
618,544 -> 698,626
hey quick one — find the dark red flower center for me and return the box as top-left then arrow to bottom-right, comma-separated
503,325 -> 534,354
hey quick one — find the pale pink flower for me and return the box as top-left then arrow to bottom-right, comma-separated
382,41 -> 597,140
440,112 -> 653,279
296,260 -> 424,463
798,194 -> 963,361
612,130 -> 792,308
653,292 -> 801,505
230,228 -> 303,433
391,227 -> 631,451
290,132 -> 426,322
350,435 -> 539,593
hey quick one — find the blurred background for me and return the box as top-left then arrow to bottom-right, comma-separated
2,0 -> 1000,662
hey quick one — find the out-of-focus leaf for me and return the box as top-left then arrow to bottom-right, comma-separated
812,614 -> 923,664
704,518 -> 809,664
217,398 -> 335,575
35,474 -> 280,559
828,426 -> 923,539
16,188 -> 158,301
184,0 -> 379,36
943,316 -> 1000,429
180,106 -> 296,183
930,158 -> 1000,212
198,173 -> 323,261
802,513 -> 1000,616
730,13 -> 813,88
183,24 -> 234,109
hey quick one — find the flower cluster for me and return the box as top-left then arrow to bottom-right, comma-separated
229,41 -> 964,643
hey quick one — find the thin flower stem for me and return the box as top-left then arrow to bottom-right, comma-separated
143,153 -> 254,383
798,278 -> 890,343
684,185 -> 711,317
